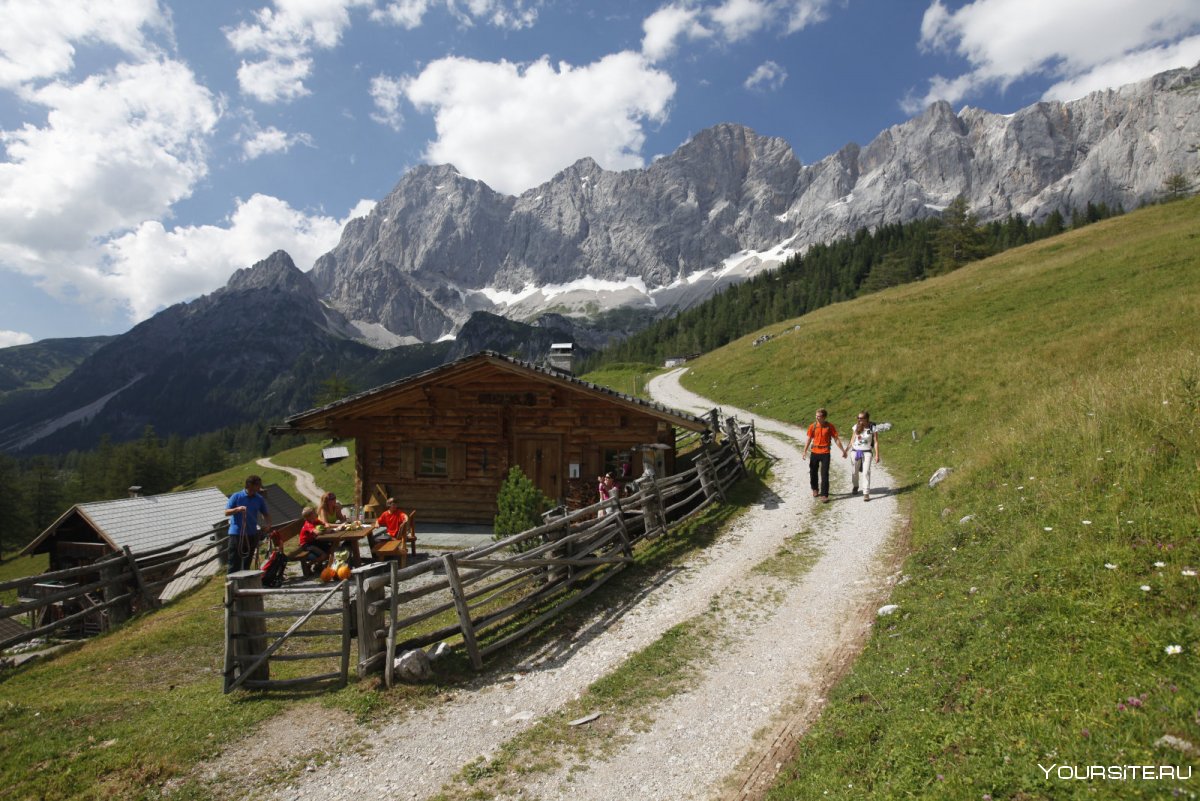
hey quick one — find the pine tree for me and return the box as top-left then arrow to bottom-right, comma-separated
493,466 -> 551,545
932,195 -> 987,274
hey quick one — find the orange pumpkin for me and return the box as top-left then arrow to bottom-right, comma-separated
337,564 -> 352,580
320,566 -> 336,583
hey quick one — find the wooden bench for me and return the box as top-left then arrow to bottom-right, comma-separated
370,512 -> 416,567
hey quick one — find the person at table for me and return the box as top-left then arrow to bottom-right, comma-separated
371,497 -> 410,545
296,505 -> 332,567
318,491 -> 346,527
225,474 -> 272,573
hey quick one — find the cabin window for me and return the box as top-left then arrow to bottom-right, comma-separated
419,445 -> 449,477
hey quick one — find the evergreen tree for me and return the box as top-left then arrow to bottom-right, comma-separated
932,195 -> 987,274
1164,172 -> 1191,200
493,466 -> 550,545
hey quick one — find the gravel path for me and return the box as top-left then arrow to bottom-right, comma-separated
257,456 -> 325,505
216,371 -> 901,801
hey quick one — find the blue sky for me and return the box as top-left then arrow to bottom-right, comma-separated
1,0 -> 1198,345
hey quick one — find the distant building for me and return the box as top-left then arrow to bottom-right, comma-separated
547,342 -> 574,374
321,445 -> 350,465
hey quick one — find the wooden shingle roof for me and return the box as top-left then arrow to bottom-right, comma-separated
275,350 -> 710,433
21,487 -> 230,557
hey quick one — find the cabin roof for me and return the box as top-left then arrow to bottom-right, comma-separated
276,350 -> 710,433
20,487 -> 230,557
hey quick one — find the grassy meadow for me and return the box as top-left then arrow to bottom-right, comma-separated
178,439 -> 357,501
681,197 -> 1200,799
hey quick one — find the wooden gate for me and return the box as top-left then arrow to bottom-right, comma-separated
223,570 -> 352,693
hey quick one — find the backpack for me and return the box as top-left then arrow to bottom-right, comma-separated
260,549 -> 287,588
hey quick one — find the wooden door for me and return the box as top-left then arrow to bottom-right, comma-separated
516,437 -> 562,502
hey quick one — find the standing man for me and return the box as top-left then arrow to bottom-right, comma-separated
225,475 -> 272,573
801,408 -> 847,502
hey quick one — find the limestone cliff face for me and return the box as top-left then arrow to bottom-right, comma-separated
314,64 -> 1200,340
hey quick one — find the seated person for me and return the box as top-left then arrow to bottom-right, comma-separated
297,506 -> 332,565
318,491 -> 347,527
371,497 -> 411,545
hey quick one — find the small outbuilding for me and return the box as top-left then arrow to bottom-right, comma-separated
273,350 -> 710,524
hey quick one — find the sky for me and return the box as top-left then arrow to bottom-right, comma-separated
1,0 -> 1198,346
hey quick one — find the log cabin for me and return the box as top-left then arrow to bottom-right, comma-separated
273,351 -> 711,524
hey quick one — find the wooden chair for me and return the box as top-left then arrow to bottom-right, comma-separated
370,511 -> 416,568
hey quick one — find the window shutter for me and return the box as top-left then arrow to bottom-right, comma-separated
400,444 -> 416,479
450,443 -> 467,480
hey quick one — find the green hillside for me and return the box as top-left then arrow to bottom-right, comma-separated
681,197 -> 1200,799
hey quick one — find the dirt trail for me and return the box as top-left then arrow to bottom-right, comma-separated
213,371 -> 902,801
256,456 -> 324,505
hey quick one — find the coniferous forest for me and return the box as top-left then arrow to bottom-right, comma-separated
584,200 -> 1120,370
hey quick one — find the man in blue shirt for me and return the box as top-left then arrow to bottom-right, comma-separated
225,474 -> 273,573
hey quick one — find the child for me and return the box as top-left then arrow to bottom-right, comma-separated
297,505 -> 331,569
372,497 -> 411,545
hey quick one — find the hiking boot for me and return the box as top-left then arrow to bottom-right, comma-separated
863,493 -> 870,502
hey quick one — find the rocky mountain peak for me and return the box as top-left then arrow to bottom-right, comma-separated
224,250 -> 315,300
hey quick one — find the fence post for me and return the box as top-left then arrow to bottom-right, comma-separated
340,580 -> 351,686
224,570 -> 267,693
443,553 -> 483,671
611,496 -> 634,557
385,561 -> 398,689
724,417 -> 747,475
356,571 -> 388,677
100,558 -> 131,627
696,449 -> 727,504
123,545 -> 158,611
640,475 -> 667,539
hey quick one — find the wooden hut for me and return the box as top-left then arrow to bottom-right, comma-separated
273,351 -> 710,524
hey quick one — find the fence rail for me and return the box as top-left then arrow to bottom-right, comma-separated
346,416 -> 757,686
0,525 -> 226,653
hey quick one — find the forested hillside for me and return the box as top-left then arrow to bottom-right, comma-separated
588,200 -> 1119,369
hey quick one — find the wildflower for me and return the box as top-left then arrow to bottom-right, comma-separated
1140,585 -> 1151,592
1154,561 -> 1165,568
1128,696 -> 1143,708
1081,728 -> 1090,738
1183,570 -> 1197,577
1117,702 -> 1127,711
1104,563 -> 1117,570
1081,520 -> 1092,525
1165,645 -> 1182,655
1044,527 -> 1053,532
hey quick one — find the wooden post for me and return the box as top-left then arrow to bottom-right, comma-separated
611,496 -> 633,558
340,580 -> 351,686
100,558 -> 131,627
697,449 -> 726,503
640,475 -> 667,539
224,570 -> 268,692
724,417 -> 747,474
356,571 -> 389,677
443,553 -> 483,671
384,561 -> 399,689
123,546 -> 158,611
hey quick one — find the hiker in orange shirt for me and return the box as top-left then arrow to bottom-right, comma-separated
801,407 -> 847,502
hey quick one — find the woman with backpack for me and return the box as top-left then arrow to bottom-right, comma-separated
847,410 -> 881,501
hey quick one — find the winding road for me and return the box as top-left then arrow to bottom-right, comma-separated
256,456 -> 324,505
210,371 -> 903,801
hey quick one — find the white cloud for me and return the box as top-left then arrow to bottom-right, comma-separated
370,74 -> 406,130
912,0 -> 1200,110
0,0 -> 168,89
0,329 -> 34,348
401,52 -> 676,195
642,4 -> 711,62
226,0 -> 373,103
242,124 -> 315,160
101,195 -> 377,321
1042,35 -> 1200,101
371,0 -> 433,28
711,0 -> 771,42
744,60 -> 787,92
0,59 -> 221,268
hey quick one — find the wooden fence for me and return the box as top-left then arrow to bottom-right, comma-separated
346,418 -> 756,686
223,571 -> 352,693
0,526 -> 225,653
220,416 -> 756,692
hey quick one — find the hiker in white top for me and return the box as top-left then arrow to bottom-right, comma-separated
848,410 -> 881,501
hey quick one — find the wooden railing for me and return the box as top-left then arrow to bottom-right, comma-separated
344,419 -> 756,685
0,525 -> 225,653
